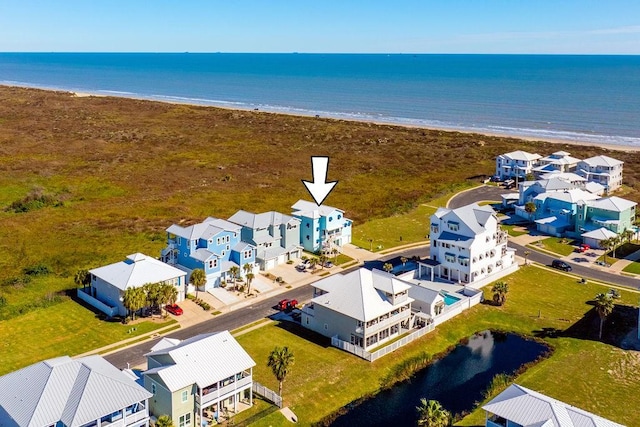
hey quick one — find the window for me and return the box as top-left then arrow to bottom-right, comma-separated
226,245 -> 230,250
306,235 -> 310,240
244,250 -> 252,259
151,383 -> 156,394
221,250 -> 225,256
181,390 -> 188,403
329,216 -> 333,222
324,323 -> 328,330
447,221 -> 459,231
306,223 -> 310,228
177,237 -> 182,245
217,238 -> 221,245
226,236 -> 230,243
179,413 -> 191,427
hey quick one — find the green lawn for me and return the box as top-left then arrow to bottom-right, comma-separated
236,266 -> 639,426
622,261 -> 640,275
501,224 -> 529,237
0,299 -> 174,375
533,237 -> 577,256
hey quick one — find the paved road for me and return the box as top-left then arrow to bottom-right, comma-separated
509,241 -> 640,289
447,185 -> 510,208
105,248 -> 428,369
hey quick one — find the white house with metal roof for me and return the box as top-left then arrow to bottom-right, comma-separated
483,384 -> 624,427
495,150 -> 542,181
0,355 -> 152,427
534,151 -> 581,175
301,268 -> 414,351
577,155 -> 624,193
228,210 -> 303,270
291,200 -> 352,253
143,332 -> 256,427
429,203 -> 517,287
79,253 -> 187,317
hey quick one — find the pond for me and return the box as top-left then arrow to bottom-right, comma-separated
329,331 -> 548,426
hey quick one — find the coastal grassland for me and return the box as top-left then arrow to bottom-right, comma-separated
234,266 -> 639,426
0,299 -> 174,375
2,85 -> 640,371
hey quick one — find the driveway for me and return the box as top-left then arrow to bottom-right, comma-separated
447,185 -> 511,208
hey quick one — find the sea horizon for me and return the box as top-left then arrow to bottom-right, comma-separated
1,52 -> 639,148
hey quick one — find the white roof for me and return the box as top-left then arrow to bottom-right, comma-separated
407,285 -> 445,306
433,203 -> 495,236
166,217 -> 241,241
0,355 -> 152,427
580,155 -> 623,167
483,384 -> 624,427
501,150 -> 542,161
291,199 -> 346,218
144,331 -> 256,392
584,181 -> 605,194
228,210 -> 299,229
534,189 -> 599,204
581,227 -> 618,240
586,196 -> 637,213
539,172 -> 586,182
89,253 -> 186,291
311,268 -> 413,321
541,152 -> 581,165
535,178 -> 578,192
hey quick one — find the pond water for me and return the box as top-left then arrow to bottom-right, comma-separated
329,331 -> 548,426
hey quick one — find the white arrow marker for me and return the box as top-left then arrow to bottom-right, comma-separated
302,156 -> 338,206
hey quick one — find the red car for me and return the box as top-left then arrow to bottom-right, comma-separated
165,304 -> 183,316
577,243 -> 591,253
277,299 -> 298,311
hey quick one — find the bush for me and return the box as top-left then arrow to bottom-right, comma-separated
5,188 -> 65,213
23,263 -> 51,276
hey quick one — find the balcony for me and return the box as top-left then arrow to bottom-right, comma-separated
100,405 -> 149,427
196,375 -> 252,406
364,311 -> 411,335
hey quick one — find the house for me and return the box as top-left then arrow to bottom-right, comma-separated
0,355 -> 152,427
576,196 -> 637,235
483,384 -> 623,427
532,189 -> 600,236
161,217 -> 257,290
301,268 -> 414,351
143,332 -> 256,427
534,151 -> 581,175
228,210 -> 303,270
428,203 -> 517,287
79,253 -> 187,318
291,200 -> 352,253
577,155 -> 624,193
495,150 -> 542,181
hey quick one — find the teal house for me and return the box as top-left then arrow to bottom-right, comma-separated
576,196 -> 637,234
291,200 -> 352,253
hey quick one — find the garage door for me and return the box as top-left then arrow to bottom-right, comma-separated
265,259 -> 276,270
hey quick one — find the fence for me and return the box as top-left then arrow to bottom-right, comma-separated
332,323 -> 435,362
252,381 -> 282,408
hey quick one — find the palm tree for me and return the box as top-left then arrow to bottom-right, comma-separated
600,237 -> 614,264
160,283 -> 178,317
243,262 -> 252,278
401,256 -> 408,268
246,272 -> 255,294
318,254 -> 328,269
267,346 -> 294,397
383,262 -> 393,273
523,250 -> 530,266
308,258 -> 318,270
491,281 -> 509,306
143,282 -> 161,317
122,287 -> 137,320
594,293 -> 614,340
623,228 -> 634,243
190,268 -> 206,299
74,268 -> 90,289
331,248 -> 339,263
416,398 -> 451,427
155,415 -> 174,427
611,235 -> 622,259
229,266 -> 240,285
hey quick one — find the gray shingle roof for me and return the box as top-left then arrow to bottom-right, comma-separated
0,355 -> 151,427
580,155 -> 623,167
586,196 -> 637,213
167,217 -> 241,240
228,210 -> 299,229
291,200 -> 346,218
501,150 -> 542,161
434,203 -> 496,236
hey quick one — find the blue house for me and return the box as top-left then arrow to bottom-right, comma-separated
291,200 -> 352,253
532,189 -> 599,236
161,217 -> 257,290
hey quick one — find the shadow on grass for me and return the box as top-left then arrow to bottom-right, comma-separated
232,396 -> 280,427
534,303 -> 639,349
273,320 -> 333,349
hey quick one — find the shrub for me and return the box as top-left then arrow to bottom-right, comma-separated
23,263 -> 51,276
5,188 -> 65,213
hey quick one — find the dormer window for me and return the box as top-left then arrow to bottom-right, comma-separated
448,221 -> 459,231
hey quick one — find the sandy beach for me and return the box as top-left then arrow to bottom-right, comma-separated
62,87 -> 640,154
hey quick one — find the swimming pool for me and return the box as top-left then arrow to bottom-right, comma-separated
443,293 -> 461,306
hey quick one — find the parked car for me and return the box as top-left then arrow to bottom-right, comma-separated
323,261 -> 334,268
295,264 -> 307,272
277,299 -> 298,311
576,243 -> 591,253
165,304 -> 183,316
490,175 -> 502,182
551,259 -> 572,271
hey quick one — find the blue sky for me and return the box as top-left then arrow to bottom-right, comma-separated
1,1 -> 639,53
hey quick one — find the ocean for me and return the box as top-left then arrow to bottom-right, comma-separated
1,53 -> 639,147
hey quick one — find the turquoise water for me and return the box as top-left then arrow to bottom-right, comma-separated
1,53 -> 639,146
443,293 -> 461,306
